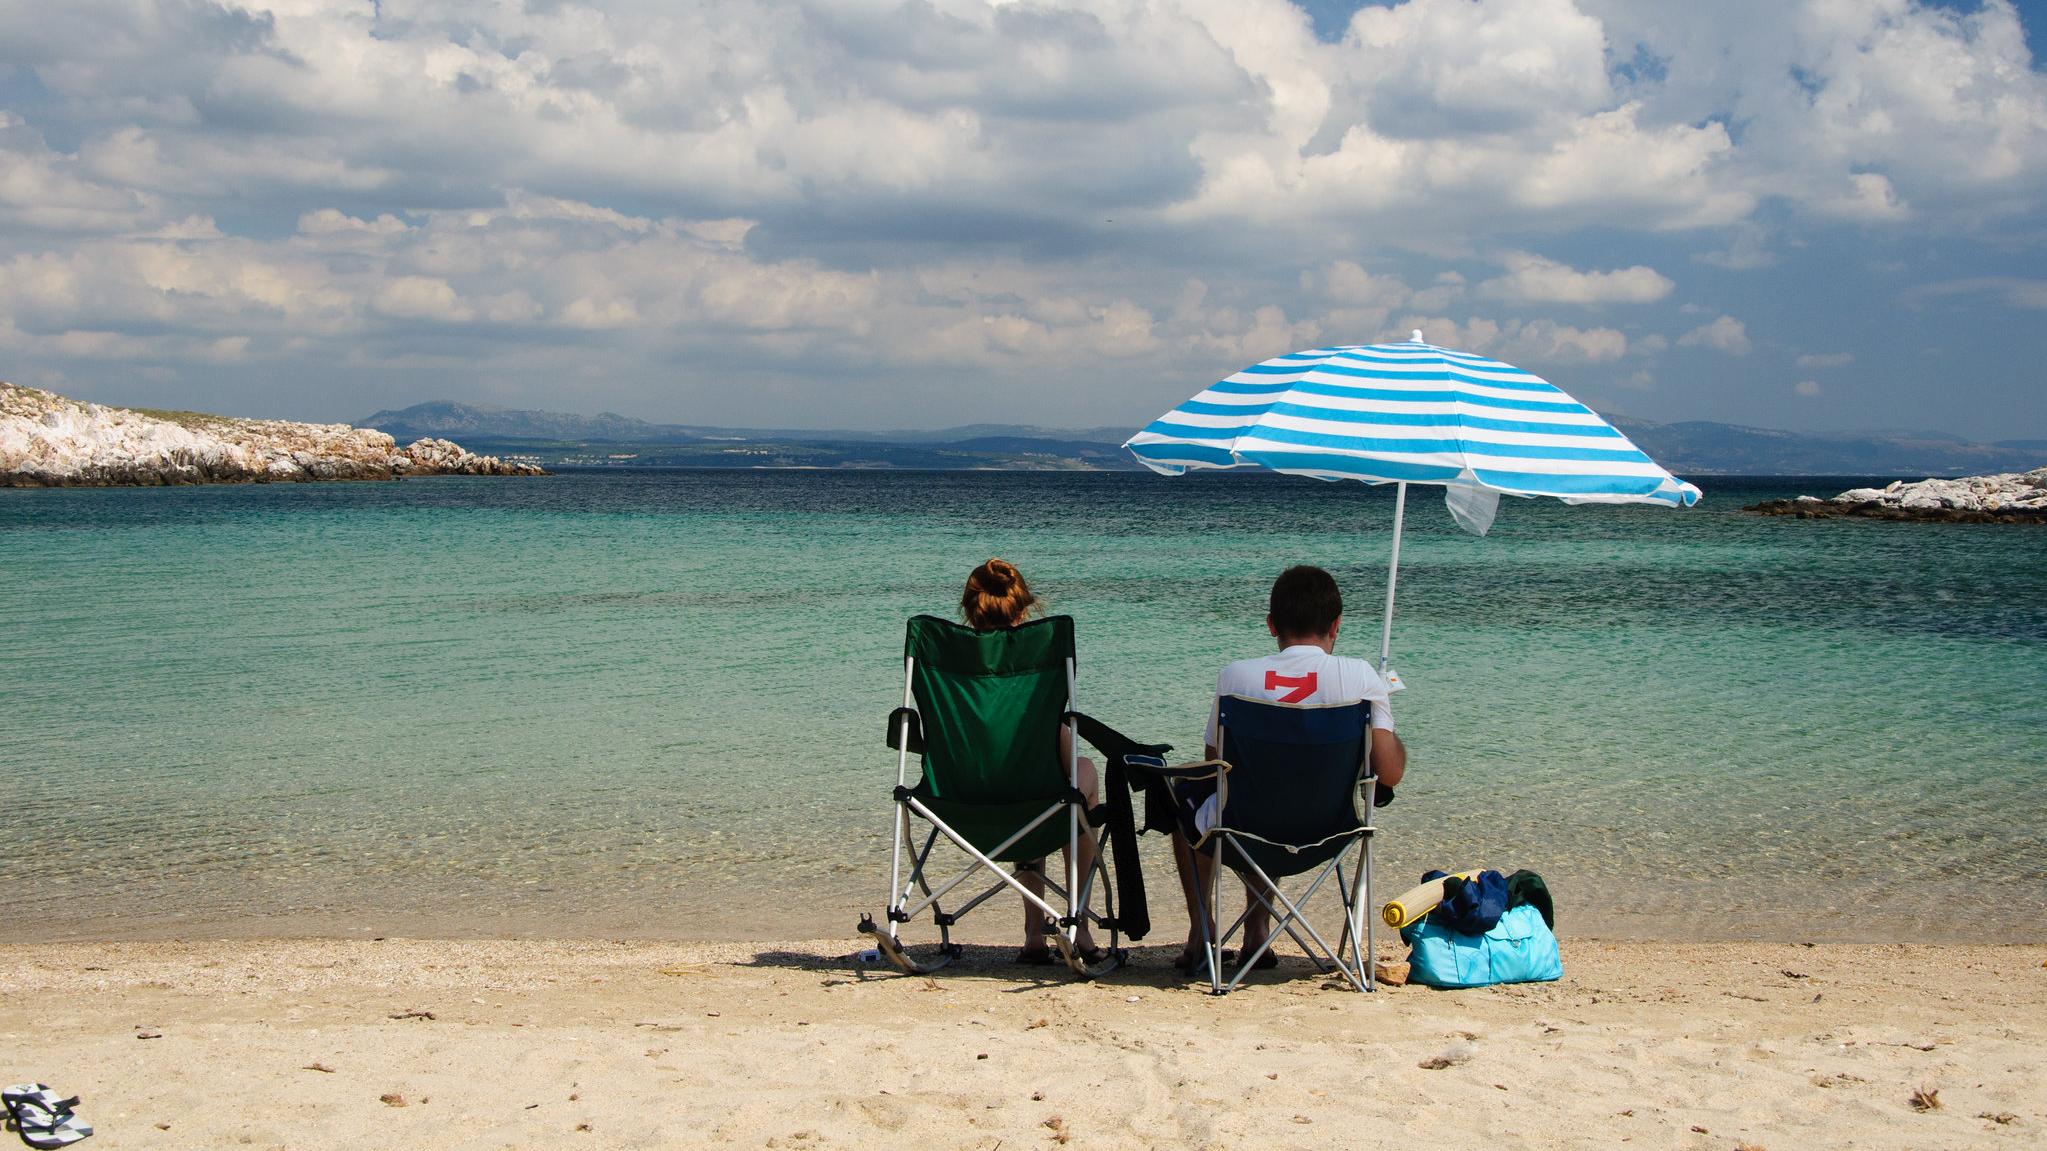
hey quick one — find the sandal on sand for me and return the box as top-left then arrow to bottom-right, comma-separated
1022,945 -> 1109,966
1241,948 -> 1281,971
4,1084 -> 93,1148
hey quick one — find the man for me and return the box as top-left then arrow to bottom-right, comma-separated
1171,564 -> 1407,972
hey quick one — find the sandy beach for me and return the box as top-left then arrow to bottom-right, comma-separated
6,937 -> 2042,1149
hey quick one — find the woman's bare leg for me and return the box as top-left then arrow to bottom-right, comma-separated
1018,863 -> 1050,956
1061,756 -> 1101,952
1022,755 -> 1103,955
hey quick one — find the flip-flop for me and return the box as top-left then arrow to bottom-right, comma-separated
1172,948 -> 1236,972
18,1113 -> 92,1149
1015,949 -> 1058,966
3,1087 -> 76,1117
3,1084 -> 92,1148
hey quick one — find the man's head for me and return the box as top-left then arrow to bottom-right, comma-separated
1267,564 -> 1342,647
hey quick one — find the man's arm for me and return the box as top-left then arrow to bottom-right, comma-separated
1371,728 -> 1405,789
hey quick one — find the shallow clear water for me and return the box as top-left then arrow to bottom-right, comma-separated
3,470 -> 2042,944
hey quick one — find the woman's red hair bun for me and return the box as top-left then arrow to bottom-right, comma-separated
962,558 -> 1037,629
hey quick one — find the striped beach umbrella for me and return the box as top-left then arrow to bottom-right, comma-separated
1124,331 -> 1700,673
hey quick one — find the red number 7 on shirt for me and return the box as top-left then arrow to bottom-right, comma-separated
1264,670 -> 1317,703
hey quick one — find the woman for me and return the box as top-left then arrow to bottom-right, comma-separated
959,558 -> 1106,964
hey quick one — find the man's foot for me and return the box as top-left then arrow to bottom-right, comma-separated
1015,948 -> 1058,966
1239,936 -> 1281,969
1172,946 -> 1236,972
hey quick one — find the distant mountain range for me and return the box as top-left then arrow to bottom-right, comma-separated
357,400 -> 2044,477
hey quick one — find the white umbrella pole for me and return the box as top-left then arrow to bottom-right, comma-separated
1378,482 -> 1407,674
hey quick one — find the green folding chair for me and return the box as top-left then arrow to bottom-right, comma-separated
859,614 -> 1150,978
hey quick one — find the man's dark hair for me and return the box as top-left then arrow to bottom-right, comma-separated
1268,565 -> 1342,639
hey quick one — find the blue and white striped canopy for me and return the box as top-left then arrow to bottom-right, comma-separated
1125,335 -> 1701,507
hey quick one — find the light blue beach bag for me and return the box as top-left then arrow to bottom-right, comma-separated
1402,904 -> 1562,988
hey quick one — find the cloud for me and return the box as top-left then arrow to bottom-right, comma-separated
1795,352 -> 1853,368
1793,379 -> 1822,397
0,113 -> 161,232
1588,0 -> 2047,224
0,0 -> 2043,430
1676,315 -> 1752,355
1477,251 -> 1674,305
298,209 -> 410,238
1908,277 -> 2047,310
1693,222 -> 1776,271
1397,314 -> 1627,365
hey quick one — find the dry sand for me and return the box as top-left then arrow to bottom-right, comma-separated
5,937 -> 2043,1149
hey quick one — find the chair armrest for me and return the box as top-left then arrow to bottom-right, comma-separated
884,706 -> 924,754
1062,710 -> 1172,761
1124,755 -> 1230,781
1361,774 -> 1395,809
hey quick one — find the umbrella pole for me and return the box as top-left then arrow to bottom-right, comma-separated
1378,482 -> 1407,673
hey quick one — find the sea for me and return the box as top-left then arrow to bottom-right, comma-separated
3,470 -> 2043,946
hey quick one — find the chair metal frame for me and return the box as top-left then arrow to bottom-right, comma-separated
859,623 -> 1121,979
1189,695 -> 1380,995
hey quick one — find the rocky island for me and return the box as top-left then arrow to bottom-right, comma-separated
1748,468 -> 2047,523
2,383 -> 545,487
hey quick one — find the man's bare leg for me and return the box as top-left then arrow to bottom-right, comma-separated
1242,875 -> 1277,965
1171,830 -> 1212,965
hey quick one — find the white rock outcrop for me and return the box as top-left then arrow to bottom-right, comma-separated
2,382 -> 544,486
1830,469 -> 2047,513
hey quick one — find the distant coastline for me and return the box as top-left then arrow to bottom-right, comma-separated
2,383 -> 545,488
358,398 -> 2047,477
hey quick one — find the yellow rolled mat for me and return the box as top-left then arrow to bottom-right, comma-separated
1381,869 -> 1480,929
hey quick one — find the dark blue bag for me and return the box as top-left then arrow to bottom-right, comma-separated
1423,868 -> 1508,935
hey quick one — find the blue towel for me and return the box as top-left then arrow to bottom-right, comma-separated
1422,868 -> 1508,936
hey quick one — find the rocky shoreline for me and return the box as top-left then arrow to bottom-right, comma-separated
1747,468 -> 2047,522
2,383 -> 545,487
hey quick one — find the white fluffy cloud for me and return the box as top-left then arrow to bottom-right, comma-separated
1585,0 -> 2047,224
1477,252 -> 1674,305
1677,315 -> 1753,356
1395,314 -> 1628,365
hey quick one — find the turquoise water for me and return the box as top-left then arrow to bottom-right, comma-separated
3,471 -> 2043,944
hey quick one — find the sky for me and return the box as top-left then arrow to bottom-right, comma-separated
1,0 -> 2044,439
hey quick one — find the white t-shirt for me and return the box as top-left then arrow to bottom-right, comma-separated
1193,645 -> 1394,836
1204,644 -> 1396,751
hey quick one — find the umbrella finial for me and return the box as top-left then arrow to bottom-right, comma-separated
1410,328 -> 1424,344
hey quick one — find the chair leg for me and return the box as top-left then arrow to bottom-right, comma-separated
1335,838 -> 1369,990
1206,837 -> 1226,994
1363,832 -> 1376,992
883,803 -> 908,948
1056,828 -> 1122,978
1223,843 -> 1368,994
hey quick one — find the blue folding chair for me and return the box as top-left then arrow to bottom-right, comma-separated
1185,695 -> 1383,994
